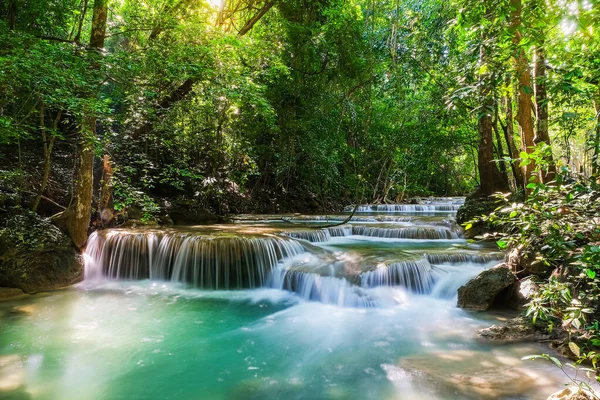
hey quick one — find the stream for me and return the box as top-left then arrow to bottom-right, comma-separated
0,199 -> 570,399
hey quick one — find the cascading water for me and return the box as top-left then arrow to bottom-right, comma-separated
85,230 -> 305,289
359,259 -> 437,293
6,197 -> 574,400
344,204 -> 462,212
351,225 -> 460,239
424,252 -> 505,265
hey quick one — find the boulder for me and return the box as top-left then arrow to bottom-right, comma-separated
0,287 -> 25,300
478,316 -> 560,342
457,264 -> 515,310
398,348 -> 556,399
0,210 -> 83,293
547,386 -> 595,400
501,275 -> 540,310
506,245 -> 553,276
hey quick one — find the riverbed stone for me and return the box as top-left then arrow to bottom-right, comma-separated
478,316 -> 559,342
398,348 -> 555,399
547,386 -> 595,400
0,287 -> 25,300
0,210 -> 83,293
457,264 -> 516,310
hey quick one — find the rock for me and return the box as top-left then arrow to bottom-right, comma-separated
0,210 -> 83,293
158,214 -> 174,226
398,348 -> 556,399
457,264 -> 516,310
506,245 -> 553,276
547,386 -> 595,400
0,287 -> 25,300
456,196 -> 501,239
500,275 -> 540,310
478,316 -> 559,342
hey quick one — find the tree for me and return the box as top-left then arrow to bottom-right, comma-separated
65,0 -> 108,249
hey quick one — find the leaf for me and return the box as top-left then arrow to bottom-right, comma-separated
465,223 -> 472,230
549,356 -> 562,368
496,240 -> 508,249
521,355 -> 544,361
569,342 -> 581,357
586,269 -> 596,279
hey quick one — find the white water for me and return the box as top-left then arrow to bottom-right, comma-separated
2,197 -> 579,400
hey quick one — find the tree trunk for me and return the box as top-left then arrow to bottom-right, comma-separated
477,31 -> 509,197
7,0 -> 16,30
492,111 -> 508,181
593,95 -> 600,176
65,0 -> 107,249
98,154 -> 114,225
503,94 -> 525,190
533,43 -> 556,182
511,0 -> 537,186
478,100 -> 509,196
33,103 -> 62,213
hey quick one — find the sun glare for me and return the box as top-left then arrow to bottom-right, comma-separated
207,0 -> 223,8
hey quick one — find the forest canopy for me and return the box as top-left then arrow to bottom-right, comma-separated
1,0 -> 599,230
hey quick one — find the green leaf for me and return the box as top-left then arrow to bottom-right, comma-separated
496,240 -> 508,249
465,223 -> 472,230
586,269 -> 596,279
549,356 -> 562,368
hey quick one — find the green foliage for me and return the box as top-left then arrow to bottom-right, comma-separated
472,150 -> 600,374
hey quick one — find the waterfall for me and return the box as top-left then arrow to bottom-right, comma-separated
344,204 -> 461,212
352,226 -> 460,240
424,252 -> 505,265
85,230 -> 305,289
359,259 -> 437,293
281,225 -> 353,242
270,268 -> 380,308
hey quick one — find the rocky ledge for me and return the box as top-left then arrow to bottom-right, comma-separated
0,210 -> 83,293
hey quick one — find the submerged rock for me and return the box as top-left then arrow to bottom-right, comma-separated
0,211 -> 83,293
457,264 -> 515,310
398,348 -> 555,399
478,316 -> 559,342
547,386 -> 595,400
0,287 -> 25,300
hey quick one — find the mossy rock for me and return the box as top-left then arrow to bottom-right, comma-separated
0,210 -> 83,293
457,264 -> 515,310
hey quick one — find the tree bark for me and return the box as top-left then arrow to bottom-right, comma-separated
503,94 -> 525,190
478,99 -> 509,196
65,0 -> 107,249
593,95 -> 600,176
533,43 -> 556,182
33,103 -> 62,212
510,0 -> 537,186
7,0 -> 16,30
477,24 -> 509,197
492,110 -> 508,181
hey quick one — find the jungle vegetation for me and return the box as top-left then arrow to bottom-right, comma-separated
0,0 -> 599,235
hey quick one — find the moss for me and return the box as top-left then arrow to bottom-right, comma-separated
0,209 -> 83,293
